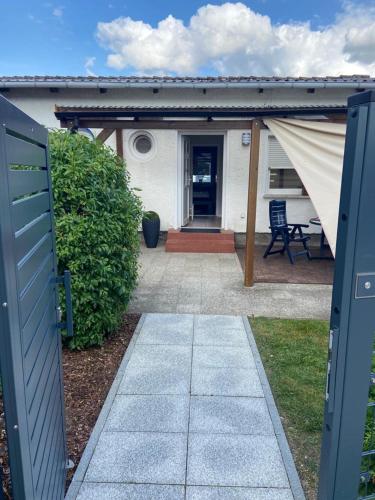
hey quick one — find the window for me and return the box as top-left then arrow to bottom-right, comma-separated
129,131 -> 155,160
193,150 -> 214,183
267,135 -> 304,194
134,134 -> 152,154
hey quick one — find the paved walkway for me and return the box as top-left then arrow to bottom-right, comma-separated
66,314 -> 304,500
128,245 -> 331,320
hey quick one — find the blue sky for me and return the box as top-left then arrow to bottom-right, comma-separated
1,0 -> 374,76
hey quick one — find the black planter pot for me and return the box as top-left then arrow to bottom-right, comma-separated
142,217 -> 160,248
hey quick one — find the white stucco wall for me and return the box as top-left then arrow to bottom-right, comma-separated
123,129 -> 178,231
225,130 -> 250,232
4,85 -> 346,234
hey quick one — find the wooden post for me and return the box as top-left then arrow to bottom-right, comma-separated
96,128 -> 115,143
244,119 -> 261,287
116,129 -> 124,158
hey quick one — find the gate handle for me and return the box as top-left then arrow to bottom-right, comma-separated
56,270 -> 74,338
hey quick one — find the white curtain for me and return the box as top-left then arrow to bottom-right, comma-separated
264,118 -> 346,256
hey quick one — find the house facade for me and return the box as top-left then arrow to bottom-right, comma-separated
2,75 -> 373,236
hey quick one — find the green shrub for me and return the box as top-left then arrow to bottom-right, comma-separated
50,130 -> 142,349
143,210 -> 160,221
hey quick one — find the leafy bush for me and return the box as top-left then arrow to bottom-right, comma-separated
143,210 -> 160,221
50,130 -> 142,349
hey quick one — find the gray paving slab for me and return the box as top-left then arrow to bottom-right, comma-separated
191,367 -> 263,397
67,313 -> 302,500
119,363 -> 191,395
186,486 -> 294,500
77,483 -> 185,500
129,244 -> 331,318
193,346 -> 255,369
200,303 -> 229,315
85,431 -> 187,484
190,396 -> 274,435
196,314 -> 244,331
127,344 -> 192,368
187,434 -> 289,487
177,303 -> 202,314
194,327 -> 248,346
137,313 -> 194,344
105,395 -> 190,433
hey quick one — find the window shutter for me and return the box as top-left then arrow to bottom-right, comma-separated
268,135 -> 293,169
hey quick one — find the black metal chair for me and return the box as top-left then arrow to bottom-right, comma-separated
263,200 -> 311,264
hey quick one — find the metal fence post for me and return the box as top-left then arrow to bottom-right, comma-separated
318,90 -> 375,499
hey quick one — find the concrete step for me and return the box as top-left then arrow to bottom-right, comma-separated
166,229 -> 235,253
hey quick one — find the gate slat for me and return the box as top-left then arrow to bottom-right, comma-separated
27,340 -> 58,427
32,371 -> 59,468
23,300 -> 55,384
22,281 -> 53,355
38,403 -> 63,498
27,328 -> 55,428
37,398 -> 61,496
49,420 -> 65,500
19,254 -> 54,326
12,191 -> 50,232
49,431 -> 65,500
15,212 -> 51,263
5,134 -> 46,168
1,98 -> 47,145
17,233 -> 53,294
9,169 -> 48,200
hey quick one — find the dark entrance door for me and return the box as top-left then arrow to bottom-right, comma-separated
0,96 -> 71,499
192,146 -> 217,216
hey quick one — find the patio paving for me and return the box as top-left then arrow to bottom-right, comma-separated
128,244 -> 332,320
66,314 -> 304,500
237,245 -> 334,285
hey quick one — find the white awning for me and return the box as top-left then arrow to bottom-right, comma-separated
264,118 -> 346,256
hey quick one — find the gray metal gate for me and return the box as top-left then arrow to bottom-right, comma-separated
318,90 -> 375,499
0,96 -> 72,499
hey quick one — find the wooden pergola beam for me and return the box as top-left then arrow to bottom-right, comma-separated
116,129 -> 124,158
244,119 -> 261,287
96,128 -> 115,143
61,120 -> 254,131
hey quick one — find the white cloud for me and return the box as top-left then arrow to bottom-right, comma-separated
84,56 -> 97,76
52,6 -> 64,17
96,2 -> 375,76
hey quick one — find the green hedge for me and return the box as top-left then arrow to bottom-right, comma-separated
50,130 -> 142,349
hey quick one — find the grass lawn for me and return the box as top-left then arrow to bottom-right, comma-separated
250,317 -> 329,500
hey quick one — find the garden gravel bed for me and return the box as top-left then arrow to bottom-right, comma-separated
0,313 -> 140,498
0,396 -> 10,499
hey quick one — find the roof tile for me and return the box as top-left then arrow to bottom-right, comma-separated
0,75 -> 373,85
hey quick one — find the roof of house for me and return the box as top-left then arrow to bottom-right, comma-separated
55,103 -> 347,120
1,75 -> 375,89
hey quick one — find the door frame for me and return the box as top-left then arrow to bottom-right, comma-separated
177,131 -> 227,229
